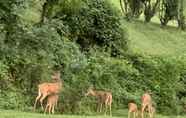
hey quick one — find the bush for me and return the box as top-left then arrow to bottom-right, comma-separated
1,0 -> 186,115
52,0 -> 128,55
127,54 -> 186,114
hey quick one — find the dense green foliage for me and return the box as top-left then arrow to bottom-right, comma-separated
0,0 -> 186,116
0,0 -> 128,112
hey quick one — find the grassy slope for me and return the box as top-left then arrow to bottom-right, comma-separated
110,0 -> 186,56
124,20 -> 186,56
0,110 -> 184,118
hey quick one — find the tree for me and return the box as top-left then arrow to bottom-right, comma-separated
120,0 -> 160,22
159,0 -> 185,29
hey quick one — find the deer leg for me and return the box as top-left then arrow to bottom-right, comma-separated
104,103 -> 108,115
40,93 -> 48,110
128,111 -> 131,118
49,104 -> 52,114
44,104 -> 49,114
100,103 -> 102,112
109,103 -> 112,116
97,99 -> 102,113
55,97 -> 58,109
136,111 -> 138,118
52,102 -> 55,114
141,104 -> 147,118
152,109 -> 155,118
34,91 -> 42,111
96,99 -> 99,112
133,112 -> 136,118
148,105 -> 152,118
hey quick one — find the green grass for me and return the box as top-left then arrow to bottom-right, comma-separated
124,20 -> 186,56
0,110 -> 185,118
110,0 -> 186,56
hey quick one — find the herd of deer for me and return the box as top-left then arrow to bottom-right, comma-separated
33,70 -> 155,118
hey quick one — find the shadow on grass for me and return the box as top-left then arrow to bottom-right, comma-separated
122,19 -> 181,32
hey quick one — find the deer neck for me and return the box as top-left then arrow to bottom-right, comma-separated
91,90 -> 99,97
57,79 -> 62,88
53,79 -> 62,89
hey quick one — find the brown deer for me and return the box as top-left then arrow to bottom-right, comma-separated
34,71 -> 62,111
85,87 -> 112,116
44,94 -> 59,114
128,102 -> 138,118
141,92 -> 153,118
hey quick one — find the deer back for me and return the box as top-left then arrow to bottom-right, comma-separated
47,82 -> 62,94
141,93 -> 152,104
47,94 -> 59,104
95,91 -> 112,103
128,103 -> 138,112
39,81 -> 62,95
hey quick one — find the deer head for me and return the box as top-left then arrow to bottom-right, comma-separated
51,70 -> 61,82
85,87 -> 95,96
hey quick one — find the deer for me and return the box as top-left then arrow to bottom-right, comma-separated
34,71 -> 62,111
141,92 -> 153,118
128,102 -> 138,118
44,94 -> 59,114
85,87 -> 112,116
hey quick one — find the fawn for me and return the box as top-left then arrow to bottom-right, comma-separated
44,94 -> 59,114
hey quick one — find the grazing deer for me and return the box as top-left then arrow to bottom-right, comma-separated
85,87 -> 112,116
141,92 -> 153,118
44,94 -> 59,114
128,102 -> 138,118
34,71 -> 62,111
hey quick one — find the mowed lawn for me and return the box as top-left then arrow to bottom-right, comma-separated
0,110 -> 185,118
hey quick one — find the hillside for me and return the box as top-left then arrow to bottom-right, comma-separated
110,0 -> 186,56
124,20 -> 186,56
1,0 -> 186,115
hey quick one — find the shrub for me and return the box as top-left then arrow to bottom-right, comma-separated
52,0 -> 128,55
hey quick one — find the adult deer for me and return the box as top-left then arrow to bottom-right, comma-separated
128,102 -> 138,118
44,94 -> 59,114
85,87 -> 112,116
141,92 -> 153,118
34,71 -> 62,111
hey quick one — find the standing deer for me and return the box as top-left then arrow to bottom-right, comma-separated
44,94 -> 59,114
34,71 -> 62,111
128,102 -> 138,118
141,92 -> 153,118
85,87 -> 112,116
